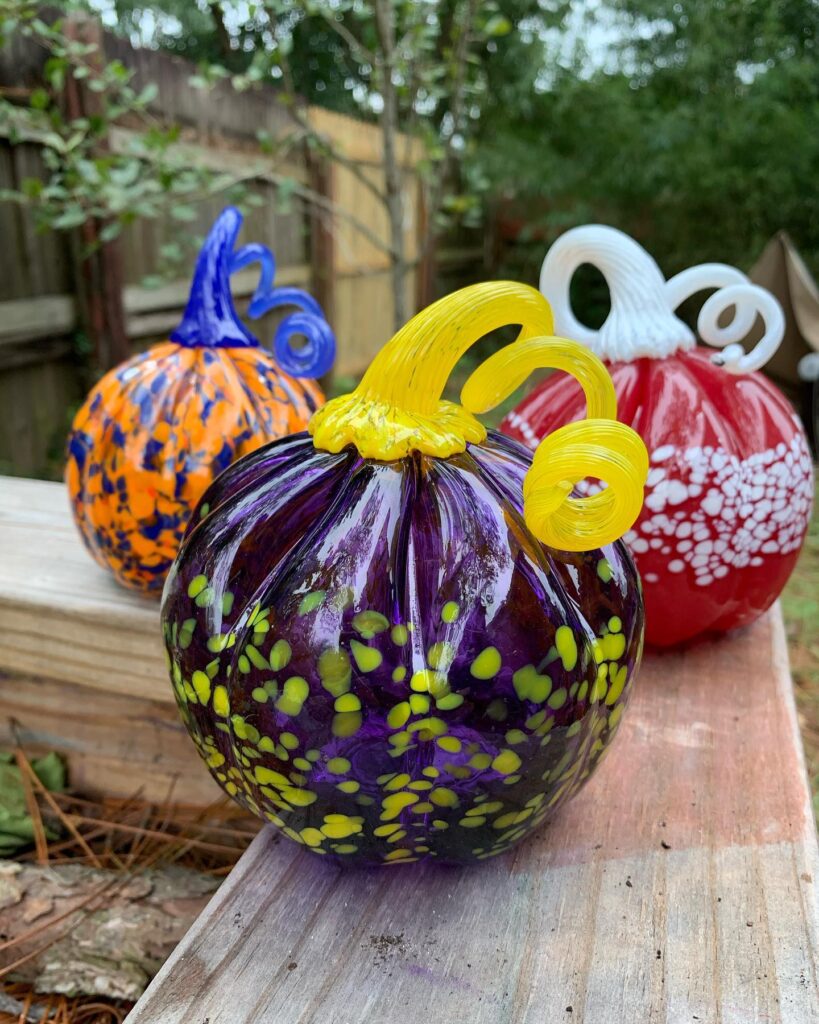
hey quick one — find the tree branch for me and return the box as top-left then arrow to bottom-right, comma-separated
261,2 -> 390,212
374,0 -> 408,325
423,0 -> 480,245
209,1 -> 235,67
313,6 -> 378,68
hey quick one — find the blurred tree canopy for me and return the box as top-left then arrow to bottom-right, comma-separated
89,0 -> 819,280
95,0 -> 563,222
476,0 -> 819,280
5,0 -> 818,296
72,0 -> 567,323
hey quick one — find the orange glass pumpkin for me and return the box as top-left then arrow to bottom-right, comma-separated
65,206 -> 335,593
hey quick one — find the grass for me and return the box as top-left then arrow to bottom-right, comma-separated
782,480 -> 819,822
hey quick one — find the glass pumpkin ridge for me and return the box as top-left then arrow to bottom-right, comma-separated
65,206 -> 335,593
161,282 -> 648,866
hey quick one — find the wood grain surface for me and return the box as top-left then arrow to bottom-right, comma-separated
0,670 -> 220,804
127,608 -> 819,1024
0,476 -> 221,802
0,476 -> 169,703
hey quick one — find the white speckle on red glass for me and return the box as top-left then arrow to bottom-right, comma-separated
504,410 -> 541,450
569,417 -> 813,588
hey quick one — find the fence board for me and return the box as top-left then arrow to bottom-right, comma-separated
105,34 -> 297,143
0,670 -> 221,804
0,17 -> 434,479
308,106 -> 425,166
0,295 -> 75,346
333,268 -> 417,376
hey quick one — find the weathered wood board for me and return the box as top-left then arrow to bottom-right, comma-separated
0,475 -> 167,701
128,608 -> 819,1023
0,670 -> 219,805
0,476 -> 219,803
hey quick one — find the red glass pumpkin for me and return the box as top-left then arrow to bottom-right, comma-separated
502,226 -> 814,647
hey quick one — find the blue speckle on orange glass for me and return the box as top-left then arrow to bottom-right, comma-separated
65,206 -> 336,592
161,283 -> 647,866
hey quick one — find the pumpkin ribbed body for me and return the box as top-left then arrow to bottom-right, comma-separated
161,431 -> 643,866
503,348 -> 814,647
66,343 -> 321,592
65,205 -> 334,593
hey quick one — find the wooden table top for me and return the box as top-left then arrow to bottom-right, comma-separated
0,475 -> 168,702
2,476 -> 817,1022
128,592 -> 819,1021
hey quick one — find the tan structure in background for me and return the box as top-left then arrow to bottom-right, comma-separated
750,230 -> 819,403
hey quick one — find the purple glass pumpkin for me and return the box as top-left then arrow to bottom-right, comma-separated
161,283 -> 648,865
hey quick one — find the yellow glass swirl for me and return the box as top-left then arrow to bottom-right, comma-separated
310,282 -> 553,460
309,282 -> 648,551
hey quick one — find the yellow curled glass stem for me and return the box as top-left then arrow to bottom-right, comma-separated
522,420 -> 649,551
461,335 -> 617,420
462,335 -> 647,551
309,280 -> 648,551
309,281 -> 554,460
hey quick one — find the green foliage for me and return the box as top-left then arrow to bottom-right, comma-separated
5,0 -> 815,287
477,0 -> 819,282
0,2 -> 291,250
782,479 -> 819,822
0,751 -> 65,856
84,0 -> 565,235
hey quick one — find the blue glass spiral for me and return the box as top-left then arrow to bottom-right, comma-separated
170,206 -> 336,379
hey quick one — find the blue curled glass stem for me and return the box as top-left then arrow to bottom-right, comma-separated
229,240 -> 278,310
239,264 -> 336,379
171,206 -> 336,379
171,206 -> 258,348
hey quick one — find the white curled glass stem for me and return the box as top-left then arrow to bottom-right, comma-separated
664,262 -> 753,332
672,276 -> 785,374
539,224 -> 694,361
539,224 -> 785,374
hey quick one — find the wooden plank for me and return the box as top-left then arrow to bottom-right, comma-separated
0,670 -> 220,804
0,138 -> 73,303
307,155 -> 336,331
308,106 -> 424,167
330,164 -> 419,276
333,267 -> 417,376
0,336 -> 72,372
0,476 -> 168,703
109,127 -> 309,186
126,608 -> 819,1024
0,295 -> 76,346
123,264 -> 311,316
0,263 -> 313,348
0,353 -> 80,478
103,32 -> 296,143
0,476 -> 223,804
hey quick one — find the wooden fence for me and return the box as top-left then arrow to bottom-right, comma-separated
0,15 -> 448,478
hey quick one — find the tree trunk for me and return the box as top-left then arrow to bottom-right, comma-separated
63,14 -> 130,372
374,0 -> 408,329
211,2 -> 238,69
420,0 -> 479,267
